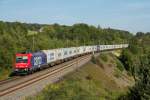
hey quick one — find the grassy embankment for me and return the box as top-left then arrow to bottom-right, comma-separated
26,51 -> 134,100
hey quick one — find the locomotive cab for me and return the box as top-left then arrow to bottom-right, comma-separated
14,53 -> 32,73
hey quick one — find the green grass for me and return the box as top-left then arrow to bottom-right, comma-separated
0,68 -> 11,80
26,54 -> 129,100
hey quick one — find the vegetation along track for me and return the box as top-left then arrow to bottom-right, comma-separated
0,76 -> 21,86
0,54 -> 91,97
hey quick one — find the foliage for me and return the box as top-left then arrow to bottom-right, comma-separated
91,56 -> 97,64
120,33 -> 150,76
119,54 -> 150,100
114,68 -> 122,78
116,60 -> 124,72
119,49 -> 133,72
119,33 -> 150,99
100,54 -> 108,62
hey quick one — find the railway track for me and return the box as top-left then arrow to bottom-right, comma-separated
0,55 -> 91,97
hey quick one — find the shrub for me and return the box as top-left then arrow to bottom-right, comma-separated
100,54 -> 108,62
114,68 -> 122,78
91,56 -> 97,64
116,60 -> 124,72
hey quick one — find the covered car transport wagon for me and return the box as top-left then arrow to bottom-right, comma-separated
42,49 -> 57,64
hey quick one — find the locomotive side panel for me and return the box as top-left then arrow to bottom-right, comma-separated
31,52 -> 47,70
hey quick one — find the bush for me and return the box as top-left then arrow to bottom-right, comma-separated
91,55 -> 104,69
116,60 -> 124,72
91,56 -> 97,64
100,54 -> 108,62
114,68 -> 122,78
129,44 -> 140,55
119,54 -> 150,100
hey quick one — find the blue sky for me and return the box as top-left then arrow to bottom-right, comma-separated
0,0 -> 150,33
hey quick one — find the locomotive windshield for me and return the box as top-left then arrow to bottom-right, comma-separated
16,56 -> 28,63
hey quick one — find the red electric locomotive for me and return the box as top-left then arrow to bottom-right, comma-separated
13,51 -> 47,75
